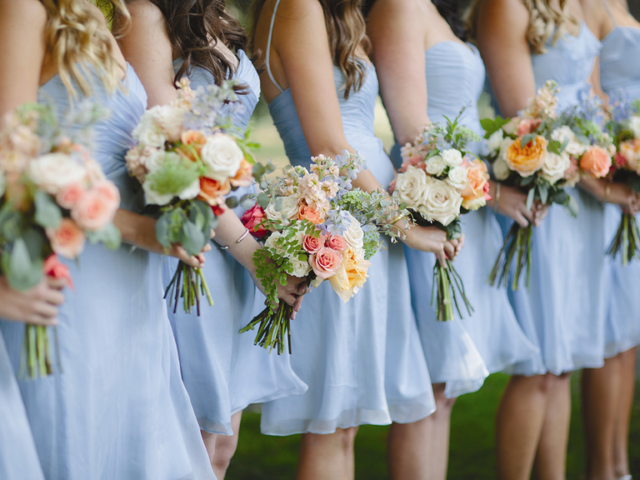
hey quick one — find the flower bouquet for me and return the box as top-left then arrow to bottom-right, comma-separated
0,101 -> 121,378
481,81 -> 609,290
604,91 -> 640,264
125,79 -> 256,314
239,151 -> 407,354
390,113 -> 488,321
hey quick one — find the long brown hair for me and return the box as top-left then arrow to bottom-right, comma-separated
130,0 -> 249,86
40,0 -> 130,97
252,0 -> 370,98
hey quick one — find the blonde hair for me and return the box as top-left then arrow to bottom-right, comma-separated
40,0 -> 131,97
466,0 -> 578,54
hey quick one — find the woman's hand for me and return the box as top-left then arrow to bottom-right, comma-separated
167,244 -> 210,269
489,183 -> 539,227
402,225 -> 463,266
250,270 -> 307,320
607,183 -> 639,214
0,276 -> 66,326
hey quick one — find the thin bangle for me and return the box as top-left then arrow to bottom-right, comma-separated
220,228 -> 250,250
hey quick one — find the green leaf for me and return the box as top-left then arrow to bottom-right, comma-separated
257,192 -> 270,208
521,134 -> 537,148
520,175 -> 535,187
34,191 -> 62,229
180,220 -> 206,257
538,182 -> 549,205
480,116 -> 509,139
156,213 -> 172,249
446,221 -> 462,240
87,223 -> 121,250
565,195 -> 579,218
225,196 -> 239,209
3,238 -> 43,291
526,188 -> 535,211
550,189 -> 569,206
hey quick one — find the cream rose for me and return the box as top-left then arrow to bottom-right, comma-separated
418,177 -> 463,226
446,165 -> 469,192
142,178 -> 173,206
629,116 -> 640,139
149,105 -> 185,143
551,126 -> 587,157
265,231 -> 292,258
541,151 -> 571,185
133,115 -> 166,148
179,178 -> 201,200
28,153 -> 86,195
343,212 -> 364,250
201,133 -> 244,181
288,255 -> 312,277
265,195 -> 300,226
493,157 -> 511,181
441,149 -> 463,167
425,155 -> 446,176
394,165 -> 428,207
487,129 -> 504,155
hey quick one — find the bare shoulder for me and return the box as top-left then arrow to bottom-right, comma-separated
126,0 -> 165,24
476,0 -> 529,34
0,0 -> 47,29
368,0 -> 424,22
273,0 -> 325,24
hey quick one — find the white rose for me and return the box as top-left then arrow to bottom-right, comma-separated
446,165 -> 469,192
145,150 -> 176,174
441,149 -> 463,167
201,133 -> 244,182
343,212 -> 364,250
629,116 -> 640,138
149,104 -> 185,143
179,178 -> 201,200
133,115 -> 166,148
419,177 -> 463,226
499,138 -> 514,160
28,153 -> 86,194
502,117 -> 520,135
487,129 -> 504,154
142,178 -> 173,206
551,126 -> 586,157
394,165 -> 428,208
288,256 -> 312,277
265,195 -> 300,226
493,157 -> 511,181
541,151 -> 571,185
425,155 -> 446,176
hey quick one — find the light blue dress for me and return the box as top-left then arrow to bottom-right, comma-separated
259,1 -> 435,435
0,66 -> 216,480
599,7 -> 640,357
389,42 -> 537,397
0,332 -> 45,479
497,22 -> 603,376
164,51 -> 307,436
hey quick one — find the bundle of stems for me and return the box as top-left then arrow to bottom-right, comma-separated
239,301 -> 293,355
607,211 -> 640,266
164,261 -> 213,316
431,259 -> 474,322
488,223 -> 533,290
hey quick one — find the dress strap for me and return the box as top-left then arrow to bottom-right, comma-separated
601,0 -> 619,27
266,0 -> 284,93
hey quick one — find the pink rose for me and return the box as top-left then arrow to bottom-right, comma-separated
43,254 -> 74,290
516,119 -> 542,136
580,145 -> 612,178
303,233 -> 326,254
56,183 -> 86,210
71,181 -> 120,231
46,219 -> 86,259
325,235 -> 347,251
241,203 -> 268,238
309,247 -> 343,279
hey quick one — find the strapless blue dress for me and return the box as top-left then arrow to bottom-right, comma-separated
600,24 -> 640,356
0,66 -> 215,480
389,42 -> 536,397
163,51 -> 307,436
259,62 -> 435,435
496,22 -> 603,375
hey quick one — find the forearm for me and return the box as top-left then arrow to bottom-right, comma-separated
113,209 -> 163,254
578,177 -> 607,202
211,209 -> 261,274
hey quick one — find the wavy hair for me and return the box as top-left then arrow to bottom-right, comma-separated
40,0 -> 130,97
252,0 -> 370,99
466,0 -> 578,54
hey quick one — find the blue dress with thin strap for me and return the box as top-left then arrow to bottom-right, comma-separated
600,17 -> 640,356
163,51 -> 307,436
0,66 -> 215,480
496,22 -> 603,375
389,42 -> 537,397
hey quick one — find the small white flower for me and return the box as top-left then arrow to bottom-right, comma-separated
425,155 -> 446,176
441,149 -> 463,167
28,153 -> 86,195
487,129 -> 504,154
201,133 -> 244,182
493,157 -> 511,181
629,116 -> 640,139
445,165 -> 469,192
540,151 -> 571,185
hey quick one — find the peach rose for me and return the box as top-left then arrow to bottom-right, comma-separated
46,218 -> 86,259
506,136 -> 547,177
230,159 -> 253,188
461,159 -> 490,210
298,204 -> 324,224
325,235 -> 348,251
178,130 -> 207,162
198,177 -> 231,205
309,247 -> 343,279
580,145 -> 612,178
516,119 -> 542,137
303,233 -> 325,254
56,183 -> 86,210
71,181 -> 120,231
43,254 -> 74,290
328,247 -> 370,303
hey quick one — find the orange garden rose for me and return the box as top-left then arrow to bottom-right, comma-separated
461,159 -> 490,210
298,204 -> 324,224
198,177 -> 231,205
580,145 -> 612,178
505,136 -> 548,177
329,247 -> 371,303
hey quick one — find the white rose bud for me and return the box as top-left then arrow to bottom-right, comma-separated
201,133 -> 244,182
343,212 -> 364,250
492,157 -> 511,181
425,155 -> 446,176
420,176 -> 463,226
487,129 -> 504,155
541,151 -> 571,185
28,153 -> 86,195
441,149 -> 463,167
446,165 -> 469,192
265,195 -> 300,226
149,105 -> 185,143
395,165 -> 428,208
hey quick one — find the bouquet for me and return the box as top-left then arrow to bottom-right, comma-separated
604,91 -> 640,264
0,101 -> 121,378
125,79 -> 257,315
481,81 -> 611,289
390,113 -> 489,322
239,151 -> 407,354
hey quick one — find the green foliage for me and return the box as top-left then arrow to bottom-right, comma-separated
34,191 -> 62,229
146,153 -> 201,196
362,230 -> 380,260
480,116 -> 510,139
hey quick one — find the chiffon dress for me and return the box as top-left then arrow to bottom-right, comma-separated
0,67 -> 216,479
599,5 -> 640,357
495,22 -> 604,376
389,42 -> 537,397
0,332 -> 45,479
259,0 -> 435,435
163,50 -> 307,436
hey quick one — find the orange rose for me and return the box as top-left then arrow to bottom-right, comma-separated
177,130 -> 207,162
506,136 -> 547,177
230,159 -> 253,188
298,204 -> 323,224
461,159 -> 490,210
46,218 -> 86,259
580,145 -> 612,178
198,177 -> 231,205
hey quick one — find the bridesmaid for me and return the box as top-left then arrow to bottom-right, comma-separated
0,1 -> 216,478
364,0 -> 537,478
580,1 -> 640,479
252,0 -> 449,478
472,0 -> 634,477
118,1 -> 308,478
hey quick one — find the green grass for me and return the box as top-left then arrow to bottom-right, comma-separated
228,373 -> 640,480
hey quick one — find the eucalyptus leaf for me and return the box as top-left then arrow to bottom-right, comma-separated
521,134 -> 537,148
565,195 -> 579,218
526,188 -> 535,211
538,182 -> 549,205
257,192 -> 270,208
155,213 -> 172,249
4,239 -> 43,291
34,191 -> 62,229
180,220 -> 206,257
225,196 -> 239,209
